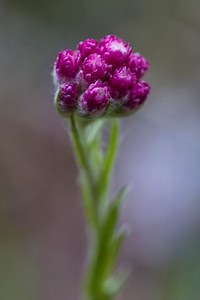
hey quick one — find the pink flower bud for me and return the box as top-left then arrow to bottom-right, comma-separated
128,53 -> 149,79
55,82 -> 78,114
77,38 -> 98,61
79,80 -> 110,116
81,53 -> 108,84
109,65 -> 135,99
99,35 -> 132,68
55,49 -> 80,81
124,80 -> 150,110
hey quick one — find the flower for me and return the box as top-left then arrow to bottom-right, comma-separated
79,80 -> 111,116
109,65 -> 135,99
81,53 -> 107,84
55,83 -> 78,114
78,38 -> 98,61
53,34 -> 150,118
124,80 -> 151,111
54,49 -> 80,82
99,35 -> 132,69
128,53 -> 149,79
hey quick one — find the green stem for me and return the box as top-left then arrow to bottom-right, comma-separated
70,115 -> 95,190
98,119 -> 119,204
70,115 -> 124,300
70,115 -> 98,228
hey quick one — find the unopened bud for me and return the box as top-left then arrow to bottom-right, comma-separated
128,53 -> 149,79
79,80 -> 111,117
54,49 -> 80,82
55,82 -> 78,115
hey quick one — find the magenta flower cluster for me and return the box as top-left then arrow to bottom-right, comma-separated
53,35 -> 150,118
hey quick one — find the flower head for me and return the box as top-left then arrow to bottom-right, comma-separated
128,53 -> 149,79
79,80 -> 110,117
55,49 -> 80,82
109,65 -> 135,99
99,35 -> 132,69
55,82 -> 78,115
81,53 -> 107,84
124,80 -> 151,111
53,34 -> 150,119
78,38 -> 98,61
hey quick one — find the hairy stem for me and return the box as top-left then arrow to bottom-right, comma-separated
70,115 -> 124,300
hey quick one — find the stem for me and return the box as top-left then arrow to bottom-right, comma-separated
98,119 -> 119,205
70,114 -> 96,191
70,115 -> 97,228
70,115 -> 123,300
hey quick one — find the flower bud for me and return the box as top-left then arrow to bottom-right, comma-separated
77,38 -> 98,61
54,49 -> 80,82
55,83 -> 78,115
109,66 -> 135,99
81,53 -> 107,84
79,80 -> 111,117
99,35 -> 132,68
128,53 -> 149,79
124,80 -> 150,110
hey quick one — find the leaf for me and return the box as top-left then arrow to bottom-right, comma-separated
110,227 -> 129,261
92,187 -> 129,284
86,119 -> 105,145
80,172 -> 98,229
102,269 -> 131,297
98,119 -> 119,199
101,185 -> 128,242
101,227 -> 129,279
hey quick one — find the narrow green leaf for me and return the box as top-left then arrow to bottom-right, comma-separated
98,119 -> 119,199
100,227 -> 129,280
88,187 -> 128,292
110,227 -> 129,260
86,119 -> 105,145
79,172 -> 98,229
103,269 -> 131,297
101,185 -> 128,239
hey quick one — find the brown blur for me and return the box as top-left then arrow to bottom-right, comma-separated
0,0 -> 200,299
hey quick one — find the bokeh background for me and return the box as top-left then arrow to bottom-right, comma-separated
0,0 -> 200,299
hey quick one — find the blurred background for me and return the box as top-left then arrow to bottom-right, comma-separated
0,0 -> 200,299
